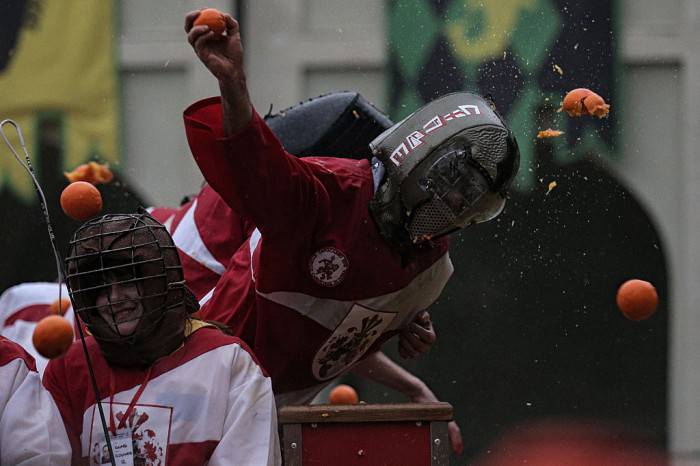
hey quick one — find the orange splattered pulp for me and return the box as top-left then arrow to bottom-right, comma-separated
560,88 -> 610,118
537,128 -> 564,139
64,161 -> 113,185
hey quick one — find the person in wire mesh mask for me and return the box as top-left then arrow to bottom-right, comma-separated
369,91 -> 520,248
64,210 -> 199,368
48,209 -> 281,465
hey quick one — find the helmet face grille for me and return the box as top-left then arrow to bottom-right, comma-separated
65,213 -> 184,342
407,197 -> 457,242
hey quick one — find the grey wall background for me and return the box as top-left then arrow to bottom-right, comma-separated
118,0 -> 700,461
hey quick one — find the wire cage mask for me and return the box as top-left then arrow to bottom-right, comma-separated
65,212 -> 187,346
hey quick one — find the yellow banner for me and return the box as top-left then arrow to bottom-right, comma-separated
0,1 -> 118,200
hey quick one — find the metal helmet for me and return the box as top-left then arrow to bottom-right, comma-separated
369,92 -> 520,245
65,210 -> 198,368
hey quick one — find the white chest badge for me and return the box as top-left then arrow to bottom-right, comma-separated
309,247 -> 349,287
90,403 -> 171,466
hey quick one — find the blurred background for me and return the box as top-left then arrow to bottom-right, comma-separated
0,0 -> 698,464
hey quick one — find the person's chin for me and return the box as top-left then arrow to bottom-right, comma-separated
115,320 -> 139,336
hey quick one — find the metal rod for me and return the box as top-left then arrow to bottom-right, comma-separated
0,119 -> 116,466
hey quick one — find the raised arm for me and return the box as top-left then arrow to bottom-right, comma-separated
185,10 -> 251,135
184,10 -> 328,235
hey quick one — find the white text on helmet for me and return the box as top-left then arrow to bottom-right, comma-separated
389,104 -> 481,166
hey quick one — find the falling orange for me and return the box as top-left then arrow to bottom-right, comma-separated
60,181 -> 103,221
582,92 -> 611,118
560,88 -> 610,118
32,315 -> 74,359
616,279 -> 658,321
64,162 -> 113,185
49,298 -> 71,316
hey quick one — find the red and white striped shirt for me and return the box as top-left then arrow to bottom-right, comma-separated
0,282 -> 76,376
43,325 -> 280,466
148,185 -> 255,302
0,335 -> 71,465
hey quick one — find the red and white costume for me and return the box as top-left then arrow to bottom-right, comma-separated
184,98 -> 454,405
0,282 -> 76,376
43,325 -> 281,466
148,186 -> 255,301
0,336 -> 71,465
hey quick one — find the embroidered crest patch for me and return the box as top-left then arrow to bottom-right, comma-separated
309,247 -> 349,287
312,304 -> 396,380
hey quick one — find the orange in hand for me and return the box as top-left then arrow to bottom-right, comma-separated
329,384 -> 359,405
60,181 -> 103,221
194,8 -> 226,35
616,279 -> 658,321
49,298 -> 71,316
32,315 -> 74,359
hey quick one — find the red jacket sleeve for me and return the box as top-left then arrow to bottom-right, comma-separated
43,359 -> 85,465
183,97 -> 330,238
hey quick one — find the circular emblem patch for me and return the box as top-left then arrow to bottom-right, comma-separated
309,247 -> 349,287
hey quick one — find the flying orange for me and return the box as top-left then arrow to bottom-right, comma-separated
616,279 -> 658,321
560,88 -> 610,118
60,181 -> 103,221
32,315 -> 74,359
49,298 -> 71,316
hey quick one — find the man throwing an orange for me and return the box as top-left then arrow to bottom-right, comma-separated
184,8 -> 519,457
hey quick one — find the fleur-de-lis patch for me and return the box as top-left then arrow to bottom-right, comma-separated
309,247 -> 349,287
312,304 -> 396,380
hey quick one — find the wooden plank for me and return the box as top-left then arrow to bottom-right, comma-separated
430,421 -> 450,466
278,402 -> 453,424
282,423 -> 302,466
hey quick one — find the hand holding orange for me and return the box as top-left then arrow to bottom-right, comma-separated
193,8 -> 226,35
